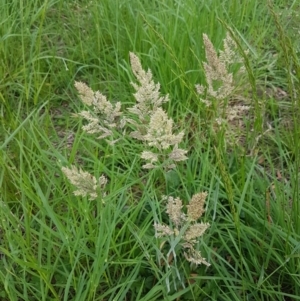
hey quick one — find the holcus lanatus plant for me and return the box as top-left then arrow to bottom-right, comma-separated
154,192 -> 210,291
62,50 -> 211,291
72,52 -> 187,170
154,192 -> 210,267
196,33 -> 251,148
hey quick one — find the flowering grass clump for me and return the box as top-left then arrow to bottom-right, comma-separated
74,81 -> 126,143
154,192 -> 210,267
128,52 -> 187,169
196,33 -> 251,147
61,52 -> 210,291
128,52 -> 170,122
63,53 -> 188,199
71,53 -> 187,170
62,166 -> 107,201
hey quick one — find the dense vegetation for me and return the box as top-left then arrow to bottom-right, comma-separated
0,0 -> 299,300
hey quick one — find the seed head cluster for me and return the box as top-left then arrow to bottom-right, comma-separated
154,193 -> 210,266
73,53 -> 187,169
128,52 -> 169,122
74,81 -> 125,141
127,52 -> 187,169
62,50 -> 213,272
62,166 -> 107,201
195,32 -> 251,147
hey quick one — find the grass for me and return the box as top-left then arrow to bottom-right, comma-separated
0,0 -> 300,300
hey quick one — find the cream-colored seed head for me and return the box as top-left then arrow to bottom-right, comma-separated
62,166 -> 107,201
166,196 -> 184,228
187,192 -> 208,221
156,193 -> 210,266
127,53 -> 187,169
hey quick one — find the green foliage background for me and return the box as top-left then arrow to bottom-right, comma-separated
0,0 -> 299,300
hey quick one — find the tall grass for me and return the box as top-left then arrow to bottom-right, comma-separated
1,0 -> 299,300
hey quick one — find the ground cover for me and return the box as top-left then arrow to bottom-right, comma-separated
0,0 -> 299,300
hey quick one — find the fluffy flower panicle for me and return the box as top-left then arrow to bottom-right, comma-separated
183,222 -> 210,243
77,110 -> 113,139
187,192 -> 207,221
154,223 -> 174,238
74,81 -> 94,105
195,32 -> 245,106
62,165 -> 107,201
74,81 -> 125,141
195,33 -> 251,148
219,32 -> 242,66
184,245 -> 210,267
198,33 -> 234,101
165,196 -> 185,228
128,52 -> 169,122
169,146 -> 188,162
128,54 -> 188,169
155,193 -> 210,267
139,108 -> 187,169
144,108 -> 184,150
